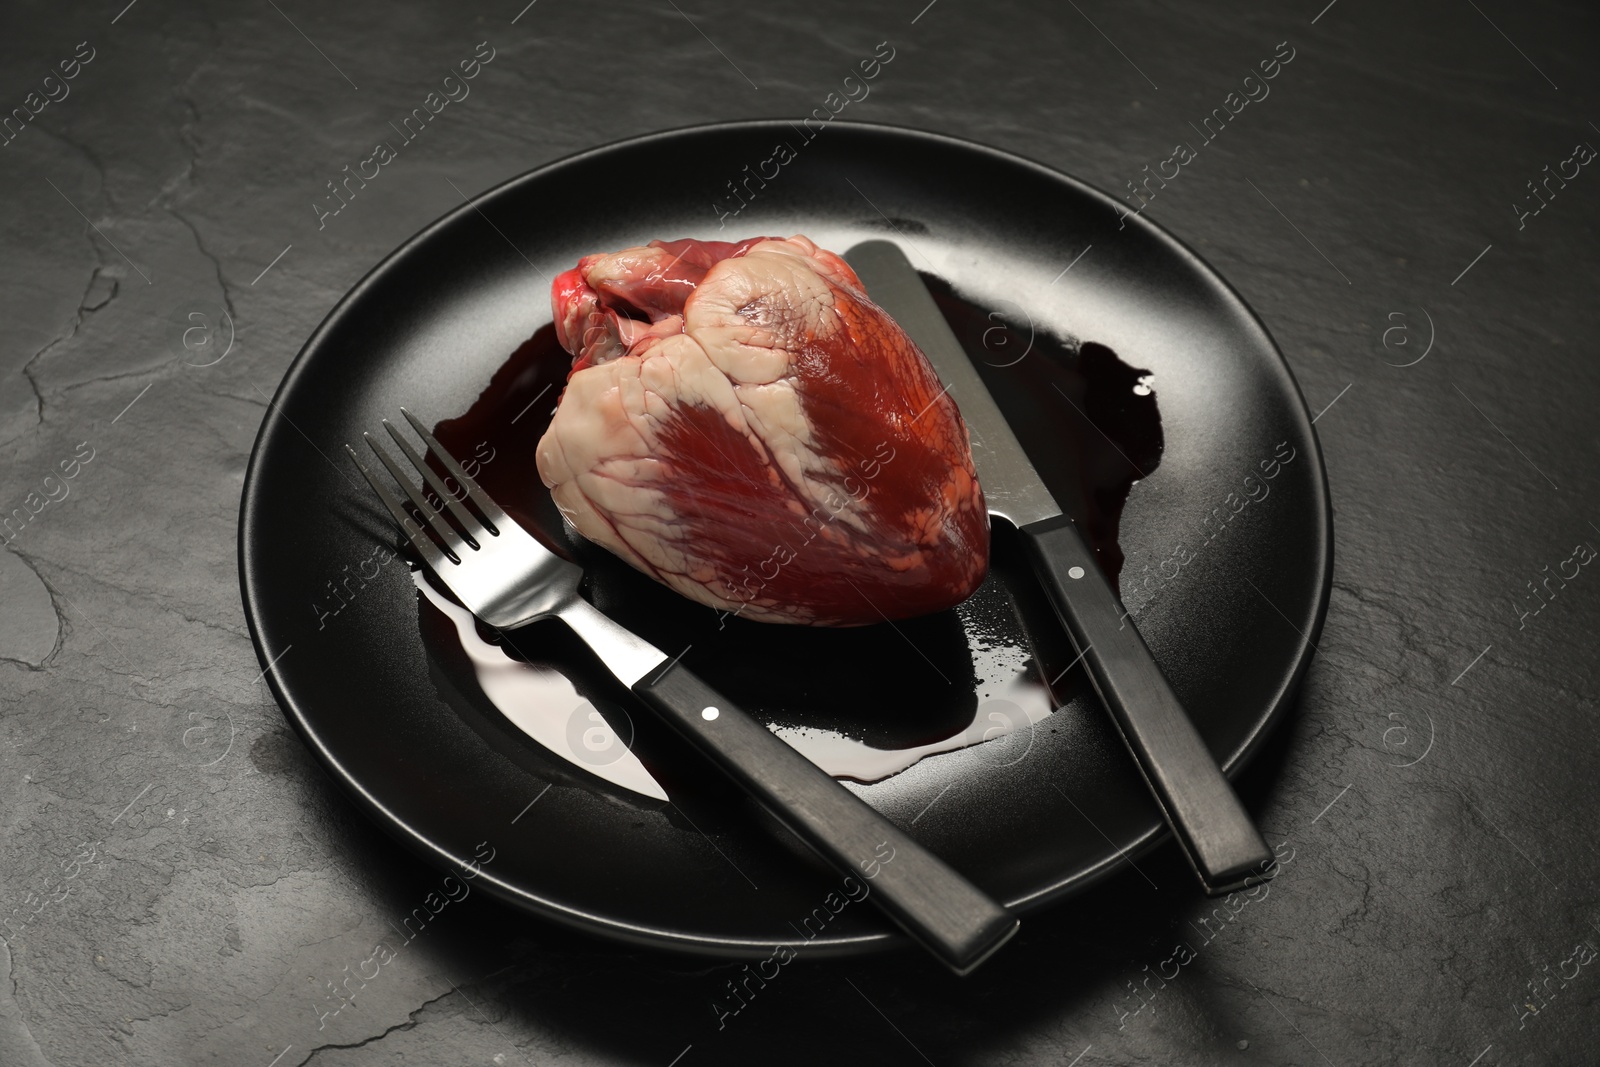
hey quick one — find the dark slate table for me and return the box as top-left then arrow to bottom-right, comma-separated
2,0 -> 1596,1063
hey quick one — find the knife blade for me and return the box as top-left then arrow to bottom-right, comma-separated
843,239 -> 1273,896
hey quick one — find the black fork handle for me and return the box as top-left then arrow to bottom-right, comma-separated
633,660 -> 1019,974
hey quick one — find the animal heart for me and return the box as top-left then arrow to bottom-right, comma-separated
536,235 -> 988,626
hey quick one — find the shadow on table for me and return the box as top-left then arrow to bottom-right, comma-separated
293,673 -> 1303,1066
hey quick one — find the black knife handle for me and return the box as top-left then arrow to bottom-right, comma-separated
1019,514 -> 1273,894
632,661 -> 1018,974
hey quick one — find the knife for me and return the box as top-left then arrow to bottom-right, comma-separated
844,240 -> 1273,896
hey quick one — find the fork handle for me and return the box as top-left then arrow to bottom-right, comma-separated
633,661 -> 1019,975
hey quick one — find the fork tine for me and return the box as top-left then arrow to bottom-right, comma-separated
361,432 -> 468,563
345,444 -> 458,566
400,407 -> 503,535
382,419 -> 481,551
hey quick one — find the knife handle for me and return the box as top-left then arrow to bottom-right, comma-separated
1019,514 -> 1273,895
632,660 -> 1019,974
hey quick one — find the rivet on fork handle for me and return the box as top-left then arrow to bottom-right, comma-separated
348,409 -> 1023,974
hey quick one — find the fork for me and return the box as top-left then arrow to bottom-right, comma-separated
346,408 -> 1019,975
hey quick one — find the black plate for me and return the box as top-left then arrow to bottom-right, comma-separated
239,120 -> 1331,960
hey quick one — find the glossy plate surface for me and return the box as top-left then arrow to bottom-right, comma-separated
238,120 -> 1332,959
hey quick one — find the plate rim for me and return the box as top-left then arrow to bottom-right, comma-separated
238,117 -> 1334,959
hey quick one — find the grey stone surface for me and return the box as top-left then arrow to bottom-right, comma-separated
0,0 -> 1597,1064
0,549 -> 59,668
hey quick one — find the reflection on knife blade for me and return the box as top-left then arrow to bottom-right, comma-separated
844,239 -> 1275,896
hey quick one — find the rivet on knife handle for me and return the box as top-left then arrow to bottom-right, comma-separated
1018,515 -> 1273,894
842,239 -> 1274,896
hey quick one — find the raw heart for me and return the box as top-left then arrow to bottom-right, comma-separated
536,235 -> 988,626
